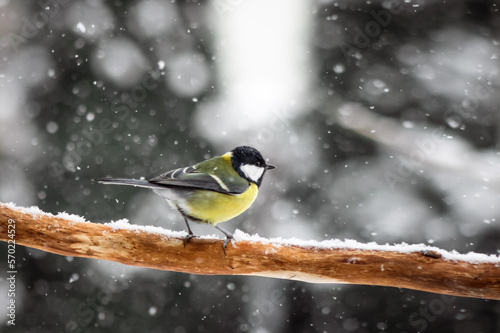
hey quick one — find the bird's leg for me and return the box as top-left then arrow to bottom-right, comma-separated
215,225 -> 234,255
182,216 -> 196,247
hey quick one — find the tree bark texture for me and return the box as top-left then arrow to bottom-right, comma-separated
1,202 -> 499,300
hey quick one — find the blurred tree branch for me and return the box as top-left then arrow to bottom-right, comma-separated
1,202 -> 499,300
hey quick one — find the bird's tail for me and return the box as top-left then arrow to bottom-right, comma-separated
94,178 -> 164,189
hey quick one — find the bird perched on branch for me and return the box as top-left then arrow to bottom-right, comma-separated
95,146 -> 276,254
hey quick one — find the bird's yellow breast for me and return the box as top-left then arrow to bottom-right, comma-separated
185,183 -> 259,225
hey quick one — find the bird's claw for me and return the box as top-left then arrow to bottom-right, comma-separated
183,233 -> 197,247
222,235 -> 233,256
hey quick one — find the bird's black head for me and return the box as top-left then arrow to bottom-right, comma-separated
231,146 -> 276,186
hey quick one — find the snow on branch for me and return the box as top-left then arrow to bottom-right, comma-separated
1,202 -> 499,300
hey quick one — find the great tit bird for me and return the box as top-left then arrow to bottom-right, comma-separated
96,146 -> 276,254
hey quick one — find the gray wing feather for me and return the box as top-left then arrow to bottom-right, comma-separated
95,178 -> 165,189
149,166 -> 246,194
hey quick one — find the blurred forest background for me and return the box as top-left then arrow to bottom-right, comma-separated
1,0 -> 500,332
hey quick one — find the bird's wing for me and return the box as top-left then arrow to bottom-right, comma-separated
149,158 -> 249,195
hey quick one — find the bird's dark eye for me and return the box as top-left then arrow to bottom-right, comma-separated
255,161 -> 262,167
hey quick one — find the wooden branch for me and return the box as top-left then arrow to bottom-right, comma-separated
1,202 -> 499,300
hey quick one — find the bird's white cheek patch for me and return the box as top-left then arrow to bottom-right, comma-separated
241,164 -> 265,182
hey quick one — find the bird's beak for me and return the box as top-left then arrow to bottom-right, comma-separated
265,164 -> 277,170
